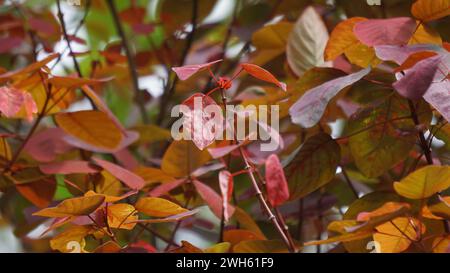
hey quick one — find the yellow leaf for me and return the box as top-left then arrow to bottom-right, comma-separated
394,166 -> 450,199
427,196 -> 450,219
132,124 -> 172,145
251,22 -> 293,65
133,166 -> 175,185
432,235 -> 450,253
345,43 -> 381,68
357,202 -> 411,222
325,17 -> 366,61
50,225 -> 92,253
411,0 -> 450,22
161,140 -> 211,177
94,241 -> 122,253
373,217 -> 424,253
232,207 -> 266,239
84,190 -> 134,203
233,240 -> 291,253
135,197 -> 188,217
223,229 -> 265,248
107,203 -> 137,230
55,110 -> 123,150
34,195 -> 105,218
409,23 -> 442,45
0,137 -> 12,161
204,242 -> 231,253
304,231 -> 372,246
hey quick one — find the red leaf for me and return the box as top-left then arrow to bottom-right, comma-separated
132,23 -> 155,35
16,179 -> 56,209
193,179 -> 234,220
424,80 -> 450,123
149,179 -> 186,197
92,157 -> 145,190
172,60 -> 222,80
118,7 -> 146,25
0,86 -> 25,117
219,171 -> 234,222
353,17 -> 417,46
240,63 -> 287,91
24,128 -> 73,162
0,37 -> 22,53
22,91 -> 38,122
181,93 -> 223,150
127,241 -> 157,253
265,154 -> 289,207
40,160 -> 100,175
29,17 -> 58,36
0,86 -> 37,122
208,144 -> 240,159
393,54 -> 445,100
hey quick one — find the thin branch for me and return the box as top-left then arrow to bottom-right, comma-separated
56,0 -> 96,109
408,100 -> 433,165
106,0 -> 149,123
157,0 -> 199,125
217,88 -> 295,253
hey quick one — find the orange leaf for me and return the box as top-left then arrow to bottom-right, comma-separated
395,51 -> 438,72
325,17 -> 367,61
33,195 -> 105,218
55,110 -> 123,150
240,63 -> 287,91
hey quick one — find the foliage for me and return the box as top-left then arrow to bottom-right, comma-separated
0,0 -> 449,254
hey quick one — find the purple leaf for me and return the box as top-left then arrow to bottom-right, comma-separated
393,54 -> 445,100
353,17 -> 417,46
374,44 -> 444,65
289,67 -> 371,128
424,80 -> 450,123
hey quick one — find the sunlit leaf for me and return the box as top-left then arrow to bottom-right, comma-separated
135,197 -> 187,218
286,6 -> 331,76
411,0 -> 450,22
34,195 -> 105,218
106,203 -> 137,230
373,217 -> 424,253
394,166 -> 450,199
55,110 -> 123,150
50,225 -> 92,253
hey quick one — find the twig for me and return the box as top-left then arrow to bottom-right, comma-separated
56,0 -> 96,109
408,100 -> 433,165
157,0 -> 199,125
56,0 -> 82,77
106,0 -> 149,123
218,88 -> 295,253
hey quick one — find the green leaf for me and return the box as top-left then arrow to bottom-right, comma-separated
284,132 -> 340,200
347,96 -> 431,178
